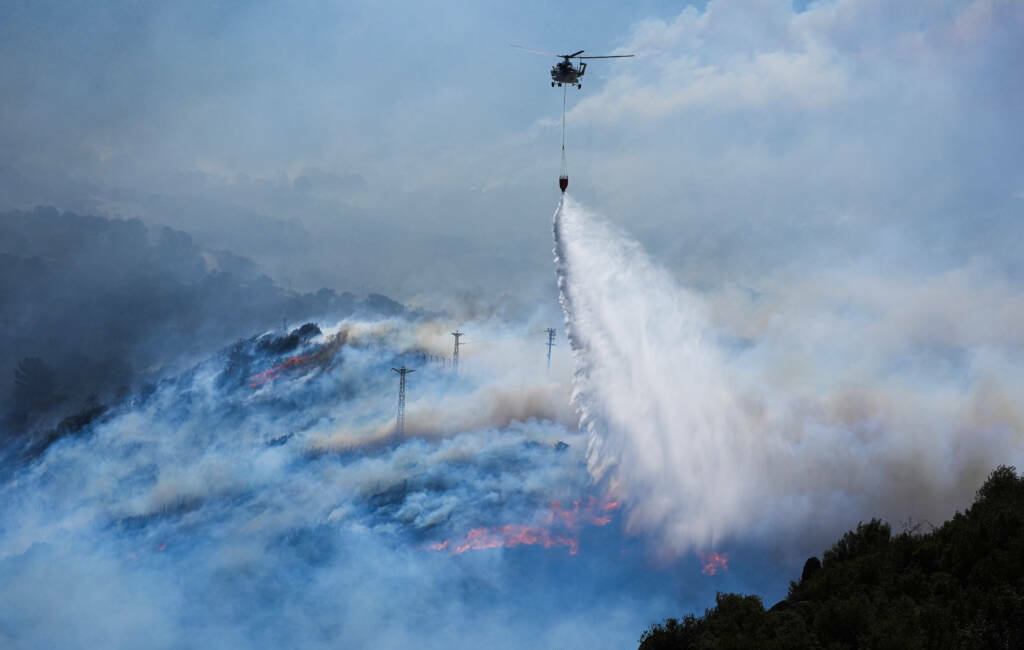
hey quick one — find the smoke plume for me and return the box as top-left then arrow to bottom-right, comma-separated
0,313 -> 732,649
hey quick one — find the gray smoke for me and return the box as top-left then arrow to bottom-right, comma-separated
0,314 -> 741,649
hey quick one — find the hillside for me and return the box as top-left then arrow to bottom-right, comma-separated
638,466 -> 1024,650
0,207 -> 405,436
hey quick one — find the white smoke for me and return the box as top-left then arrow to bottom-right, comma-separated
0,314 -> 705,649
554,195 -> 1024,555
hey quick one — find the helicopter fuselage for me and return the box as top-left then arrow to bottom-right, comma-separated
550,59 -> 586,88
513,45 -> 632,89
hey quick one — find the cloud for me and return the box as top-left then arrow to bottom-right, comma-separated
2,0 -> 1019,304
572,2 -> 852,124
557,0 -> 1023,295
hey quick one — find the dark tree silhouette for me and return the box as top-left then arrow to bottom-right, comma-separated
639,466 -> 1024,650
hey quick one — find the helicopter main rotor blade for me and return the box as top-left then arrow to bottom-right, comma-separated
563,50 -> 585,58
509,44 -> 561,57
577,54 -> 634,59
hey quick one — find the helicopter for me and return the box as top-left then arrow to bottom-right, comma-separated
511,45 -> 634,89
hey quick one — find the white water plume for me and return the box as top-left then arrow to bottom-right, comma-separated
553,195 -> 1024,556
554,196 -> 750,552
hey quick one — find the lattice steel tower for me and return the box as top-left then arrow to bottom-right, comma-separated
451,329 -> 464,371
545,328 -> 557,371
391,366 -> 414,436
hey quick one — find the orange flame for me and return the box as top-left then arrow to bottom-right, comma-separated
454,524 -> 580,555
250,354 -> 312,387
699,551 -> 728,575
428,497 -> 619,556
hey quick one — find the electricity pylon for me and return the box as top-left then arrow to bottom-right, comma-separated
451,329 -> 464,371
545,328 -> 557,371
391,366 -> 414,435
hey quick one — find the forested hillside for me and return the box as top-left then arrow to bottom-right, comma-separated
639,466 -> 1024,650
0,207 -> 405,436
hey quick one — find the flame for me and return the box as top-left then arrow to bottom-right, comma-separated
455,524 -> 580,555
548,498 -> 618,528
249,331 -> 347,388
699,551 -> 728,575
250,354 -> 312,387
428,497 -> 619,556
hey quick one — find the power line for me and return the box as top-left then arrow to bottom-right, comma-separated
559,85 -> 568,192
391,366 -> 414,436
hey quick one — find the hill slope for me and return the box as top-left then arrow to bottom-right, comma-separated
0,207 -> 405,435
638,466 -> 1024,650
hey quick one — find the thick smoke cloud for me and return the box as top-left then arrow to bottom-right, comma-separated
5,190 -> 1019,646
0,314 -> 757,649
555,195 -> 1024,556
567,0 -> 1024,307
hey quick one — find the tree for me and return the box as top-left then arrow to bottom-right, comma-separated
637,466 -> 1024,649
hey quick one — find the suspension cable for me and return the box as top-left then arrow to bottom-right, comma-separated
561,85 -> 566,151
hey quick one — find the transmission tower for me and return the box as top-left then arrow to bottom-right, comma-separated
451,329 -> 464,371
545,328 -> 557,371
391,366 -> 414,435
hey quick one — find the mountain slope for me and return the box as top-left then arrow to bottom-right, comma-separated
638,466 -> 1024,649
0,206 -> 405,435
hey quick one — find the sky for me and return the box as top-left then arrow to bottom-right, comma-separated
3,0 -> 1018,307
0,0 -> 677,302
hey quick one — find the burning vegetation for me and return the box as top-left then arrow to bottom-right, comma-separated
428,498 -> 620,556
698,551 -> 728,576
